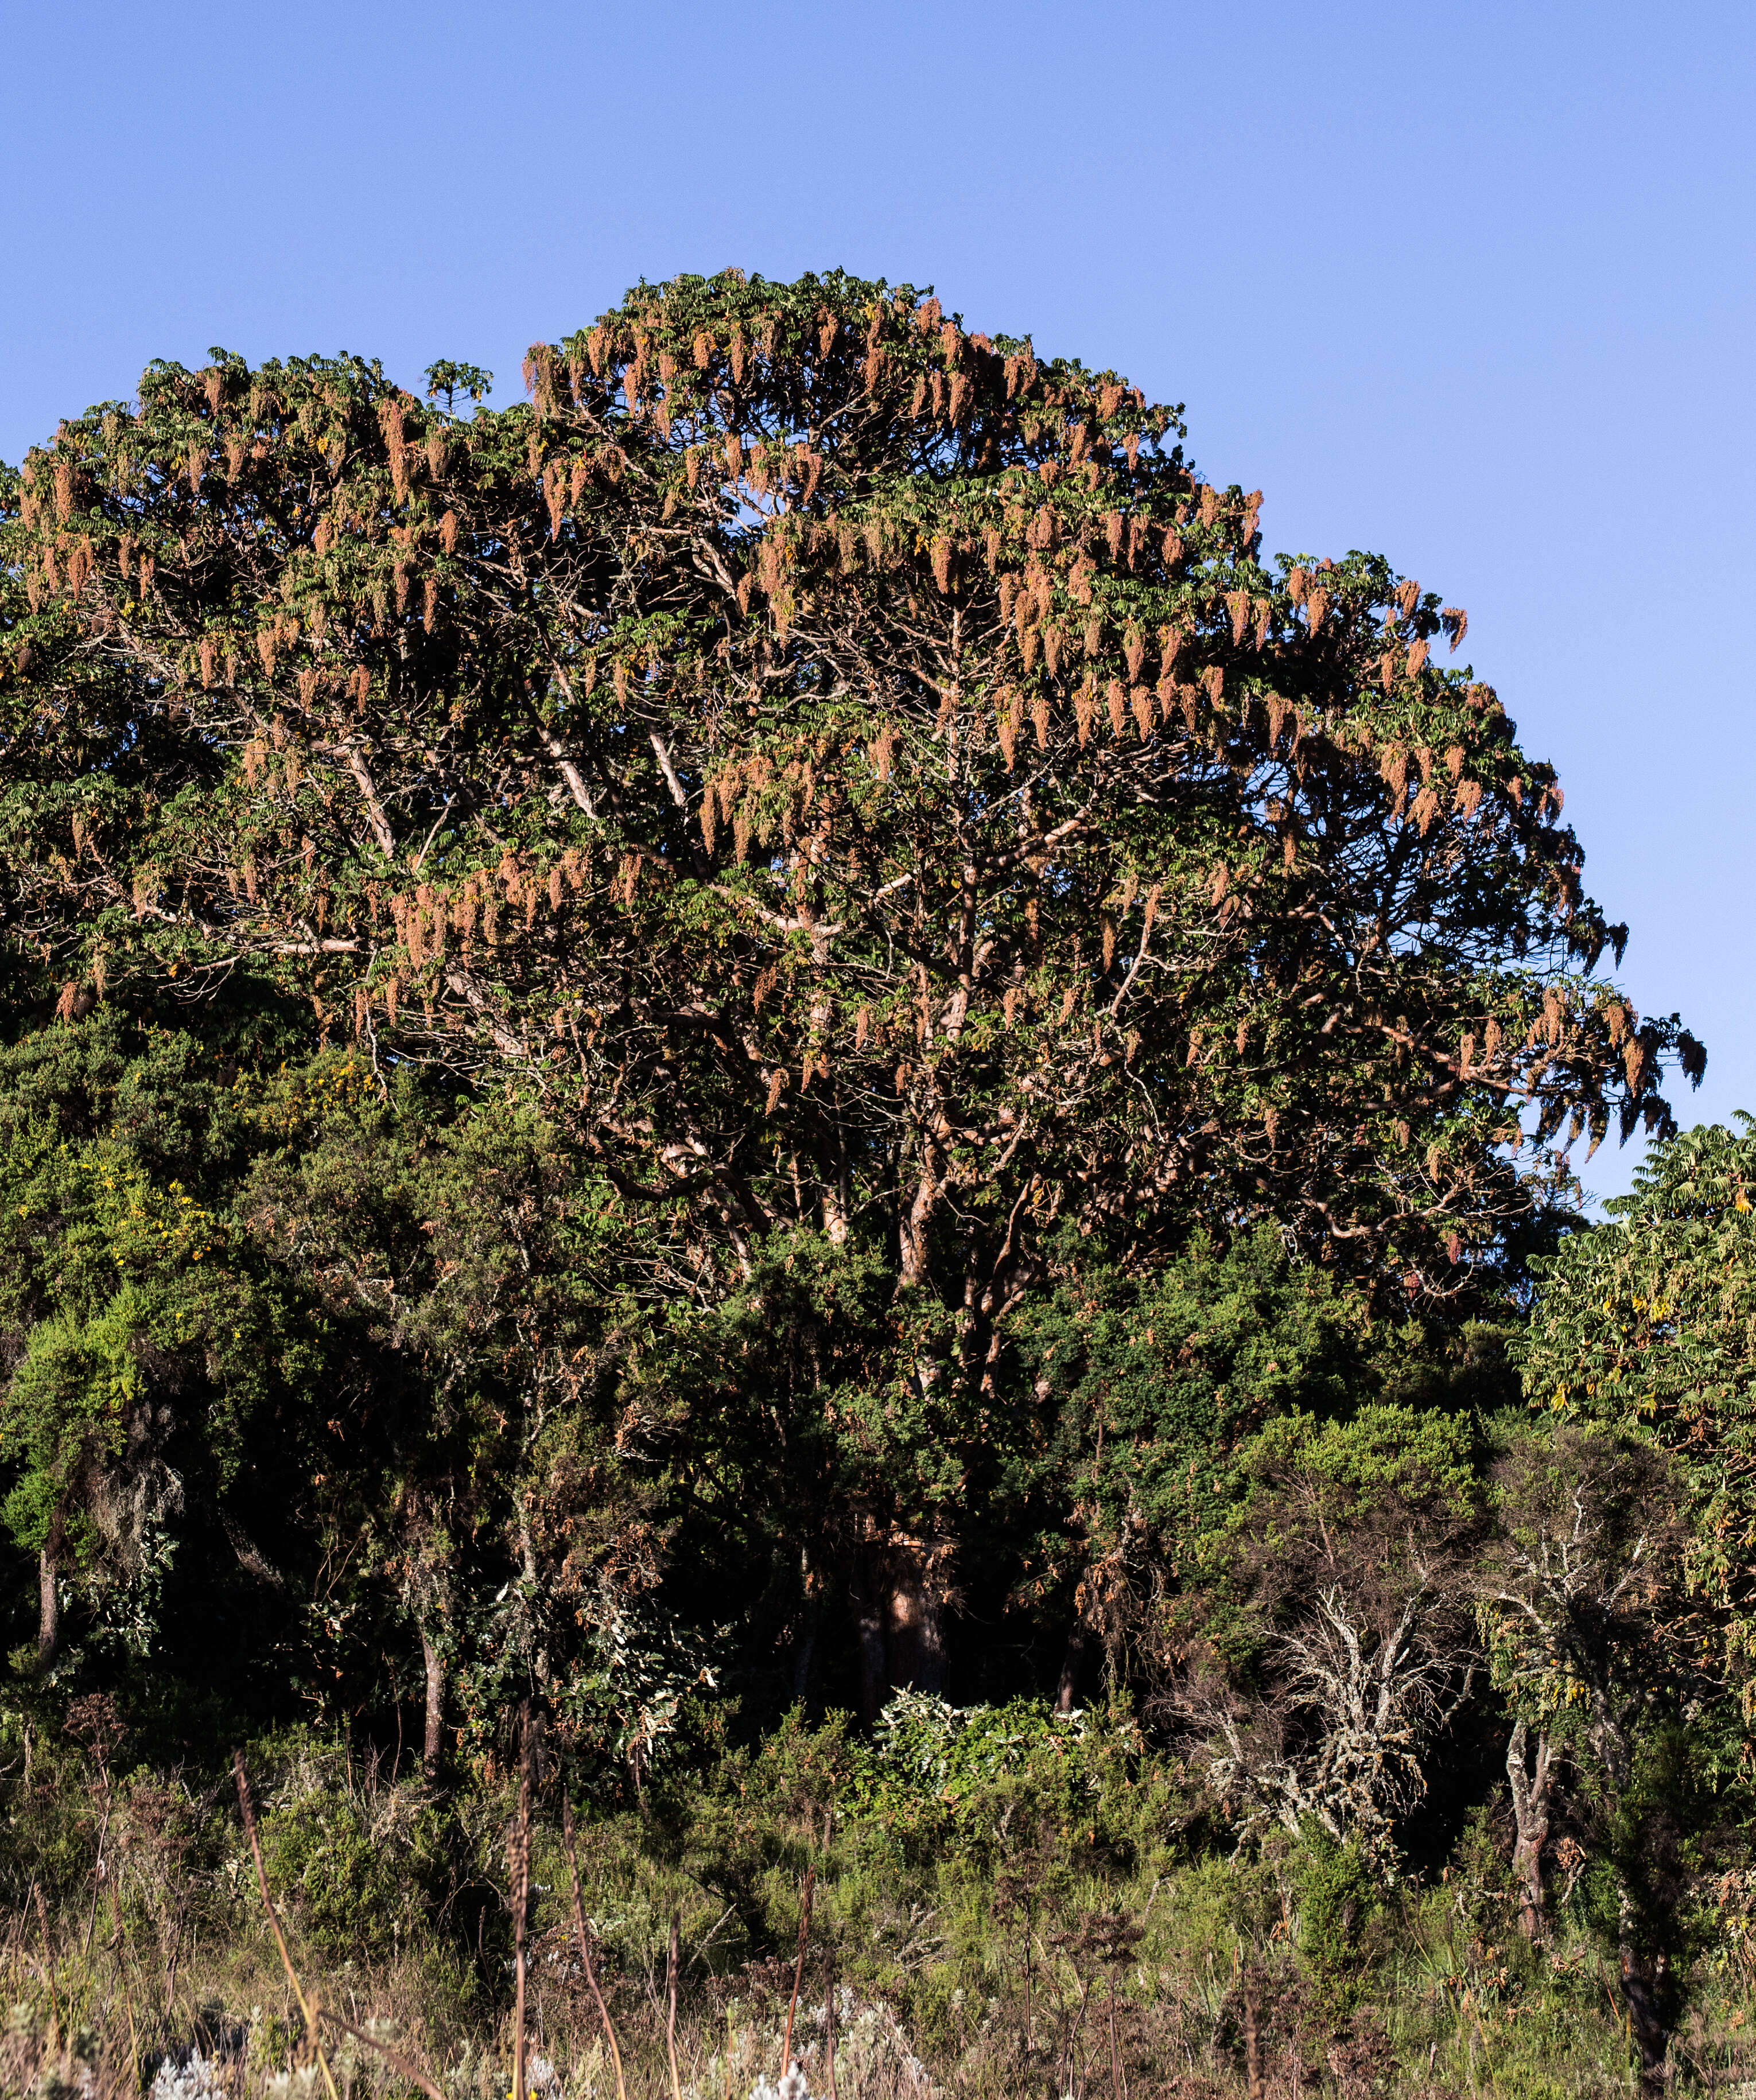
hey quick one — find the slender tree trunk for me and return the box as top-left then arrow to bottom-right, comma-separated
1506,1720 -> 1554,1939
896,1138 -> 943,1292
792,1546 -> 822,1706
1055,1624 -> 1090,1714
37,1547 -> 59,1669
792,1621 -> 817,1705
420,1625 -> 445,1768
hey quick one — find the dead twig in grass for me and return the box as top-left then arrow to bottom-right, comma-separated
781,1865 -> 816,2080
108,1873 -> 141,2094
562,1787 -> 628,2100
317,2008 -> 446,2100
33,1884 -> 62,2044
665,1911 -> 683,2100
79,1792 -> 113,1963
232,1747 -> 339,2100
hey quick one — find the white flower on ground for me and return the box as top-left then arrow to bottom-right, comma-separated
748,2071 -> 812,2100
262,2068 -> 324,2100
149,2050 -> 228,2100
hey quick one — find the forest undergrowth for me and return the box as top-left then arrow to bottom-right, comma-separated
6,1708 -> 1756,2100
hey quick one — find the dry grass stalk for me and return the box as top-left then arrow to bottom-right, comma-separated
1108,1983 -> 1126,2100
232,1748 -> 339,2100
562,1788 -> 628,2100
108,1872 -> 142,2086
511,1702 -> 536,2100
79,1780 -> 114,1963
32,1883 -> 61,2041
780,1864 -> 817,2079
666,1912 -> 683,2100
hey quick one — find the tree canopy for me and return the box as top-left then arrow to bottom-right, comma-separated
0,262 -> 1708,1758
2,269 -> 1700,1308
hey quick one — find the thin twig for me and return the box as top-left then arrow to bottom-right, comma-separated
162,1897 -> 187,2007
232,1748 -> 340,2100
780,1865 -> 816,2078
33,1884 -> 62,2043
318,2009 -> 446,2100
1242,1970 -> 1263,2100
561,1788 -> 628,2100
666,1911 -> 683,2100
80,1792 -> 114,1961
822,1810 -> 838,2100
1110,1979 -> 1128,2100
108,1874 -> 141,2099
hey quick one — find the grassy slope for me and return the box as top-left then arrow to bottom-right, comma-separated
5,1712 -> 1756,2098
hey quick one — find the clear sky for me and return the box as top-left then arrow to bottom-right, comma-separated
3,1 -> 1750,1204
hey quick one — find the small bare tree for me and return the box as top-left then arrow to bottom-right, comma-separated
1168,1407 -> 1479,1860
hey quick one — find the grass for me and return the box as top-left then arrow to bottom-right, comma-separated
5,1710 -> 1756,2097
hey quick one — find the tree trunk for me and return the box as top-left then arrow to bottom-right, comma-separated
896,1140 -> 943,1292
37,1547 -> 59,1669
792,1621 -> 817,1705
791,1545 -> 822,1706
850,1557 -> 888,1725
852,1534 -> 953,1716
1506,1719 -> 1554,1939
885,1538 -> 947,1695
420,1625 -> 445,1768
1055,1624 -> 1090,1714
1620,1944 -> 1669,2095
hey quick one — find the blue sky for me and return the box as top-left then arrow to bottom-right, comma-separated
3,0 -> 1750,1203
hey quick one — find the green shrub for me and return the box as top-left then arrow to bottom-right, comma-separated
842,1691 -> 1106,1866
1294,1828 -> 1378,2002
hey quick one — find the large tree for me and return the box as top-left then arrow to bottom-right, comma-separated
1,268 -> 1701,1693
